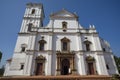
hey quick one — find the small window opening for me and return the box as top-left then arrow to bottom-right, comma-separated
86,44 -> 90,51
84,41 -> 91,51
28,23 -> 32,31
31,9 -> 35,14
39,39 -> 46,51
103,48 -> 106,52
62,22 -> 67,29
106,64 -> 109,70
39,43 -> 44,51
21,47 -> 25,52
63,42 -> 67,51
20,64 -> 24,70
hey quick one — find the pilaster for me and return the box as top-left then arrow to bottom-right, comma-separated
95,52 -> 108,75
47,52 -> 52,75
23,52 -> 34,76
79,53 -> 86,75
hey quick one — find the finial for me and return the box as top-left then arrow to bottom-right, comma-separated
89,24 -> 92,28
93,25 -> 95,28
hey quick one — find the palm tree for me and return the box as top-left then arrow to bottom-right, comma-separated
114,56 -> 120,73
0,51 -> 2,62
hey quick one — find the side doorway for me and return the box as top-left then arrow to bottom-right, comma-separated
36,63 -> 43,75
86,56 -> 96,75
35,55 -> 46,76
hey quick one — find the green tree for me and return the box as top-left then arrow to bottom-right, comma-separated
0,51 -> 2,61
114,56 -> 120,73
0,65 -> 4,76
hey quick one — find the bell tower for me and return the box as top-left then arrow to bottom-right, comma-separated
20,3 -> 44,33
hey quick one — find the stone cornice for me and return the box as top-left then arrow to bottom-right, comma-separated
18,32 -> 30,35
37,32 -> 98,35
23,16 -> 41,20
38,27 -> 95,30
14,50 -> 112,55
26,3 -> 43,8
26,50 -> 53,53
18,32 -> 37,35
71,50 -> 113,54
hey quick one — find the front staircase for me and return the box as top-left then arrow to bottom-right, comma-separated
0,75 -> 114,80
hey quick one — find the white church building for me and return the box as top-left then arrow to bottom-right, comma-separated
4,3 -> 118,76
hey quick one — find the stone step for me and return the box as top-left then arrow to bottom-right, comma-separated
0,75 -> 113,80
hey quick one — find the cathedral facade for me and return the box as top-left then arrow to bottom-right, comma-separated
4,3 -> 118,76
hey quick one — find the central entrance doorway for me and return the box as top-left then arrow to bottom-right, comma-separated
61,59 -> 70,75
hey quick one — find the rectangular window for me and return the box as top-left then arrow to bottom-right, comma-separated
86,44 -> 90,51
28,23 -> 32,31
39,43 -> 44,51
106,64 -> 109,70
20,64 -> 24,70
63,42 -> 67,51
31,9 -> 35,14
103,48 -> 106,52
62,22 -> 67,29
21,47 -> 25,52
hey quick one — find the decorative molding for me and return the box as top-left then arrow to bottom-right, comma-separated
86,56 -> 95,61
36,55 -> 46,60
26,3 -> 43,8
23,16 -> 41,20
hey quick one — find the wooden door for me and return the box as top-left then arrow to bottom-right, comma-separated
36,63 -> 43,75
88,63 -> 95,75
61,59 -> 70,75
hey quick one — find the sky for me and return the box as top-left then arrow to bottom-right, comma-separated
0,0 -> 120,67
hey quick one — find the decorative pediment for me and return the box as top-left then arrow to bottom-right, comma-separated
86,56 -> 95,61
50,9 -> 78,19
38,40 -> 46,43
21,43 -> 27,47
36,55 -> 46,60
61,37 -> 70,42
84,40 -> 92,44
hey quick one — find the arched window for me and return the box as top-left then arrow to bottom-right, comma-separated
31,9 -> 35,14
84,40 -> 92,51
62,21 -> 67,29
28,23 -> 33,32
61,37 -> 70,51
39,38 -> 46,51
